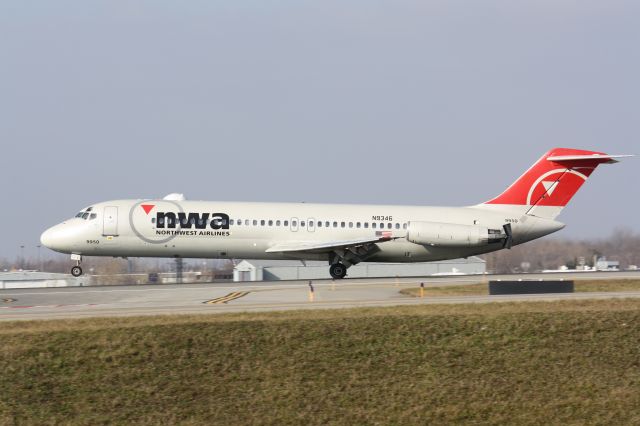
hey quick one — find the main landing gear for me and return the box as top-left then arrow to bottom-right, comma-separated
70,254 -> 83,277
328,242 -> 382,279
329,263 -> 348,279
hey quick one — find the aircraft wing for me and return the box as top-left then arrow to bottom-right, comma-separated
265,233 -> 394,254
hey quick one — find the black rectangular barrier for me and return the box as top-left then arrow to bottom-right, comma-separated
489,280 -> 574,295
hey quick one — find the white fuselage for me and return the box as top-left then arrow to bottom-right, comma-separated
40,148 -> 630,279
41,199 -> 564,263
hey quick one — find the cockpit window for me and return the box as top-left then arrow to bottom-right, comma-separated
75,206 -> 97,220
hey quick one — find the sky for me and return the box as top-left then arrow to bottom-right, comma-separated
0,0 -> 638,260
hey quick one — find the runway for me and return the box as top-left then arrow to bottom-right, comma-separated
1,271 -> 639,321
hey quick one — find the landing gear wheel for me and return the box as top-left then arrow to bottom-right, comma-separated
71,266 -> 83,277
329,263 -> 347,279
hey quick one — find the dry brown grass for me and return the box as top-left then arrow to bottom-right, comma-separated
2,300 -> 640,425
400,278 -> 640,297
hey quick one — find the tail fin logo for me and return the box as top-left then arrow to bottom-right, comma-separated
541,181 -> 558,196
526,169 -> 588,206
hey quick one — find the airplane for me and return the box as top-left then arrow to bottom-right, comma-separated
40,148 -> 632,279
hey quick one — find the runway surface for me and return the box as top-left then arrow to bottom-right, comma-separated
1,271 -> 639,321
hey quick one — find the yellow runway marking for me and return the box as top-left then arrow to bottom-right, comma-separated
204,292 -> 250,305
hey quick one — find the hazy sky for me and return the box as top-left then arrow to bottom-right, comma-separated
0,0 -> 638,260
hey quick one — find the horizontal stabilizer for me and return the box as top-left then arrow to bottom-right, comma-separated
547,154 -> 633,164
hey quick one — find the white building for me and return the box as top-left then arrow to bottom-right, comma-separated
0,271 -> 86,289
596,257 -> 620,271
233,257 -> 486,282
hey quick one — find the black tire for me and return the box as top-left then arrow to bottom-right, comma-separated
71,266 -> 83,277
329,263 -> 347,279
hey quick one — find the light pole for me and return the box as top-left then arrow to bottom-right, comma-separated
20,245 -> 25,270
37,245 -> 42,271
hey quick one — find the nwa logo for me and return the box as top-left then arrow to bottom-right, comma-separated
139,204 -> 230,230
155,212 -> 230,229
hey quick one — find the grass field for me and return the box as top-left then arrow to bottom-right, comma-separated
2,300 -> 640,425
401,278 -> 640,297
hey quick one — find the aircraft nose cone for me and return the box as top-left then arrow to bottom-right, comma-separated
40,227 -> 59,249
40,224 -> 71,252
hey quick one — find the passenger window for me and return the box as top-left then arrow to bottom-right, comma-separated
268,220 -> 273,226
158,218 -> 164,225
301,221 -> 305,227
403,223 -> 408,229
276,220 -> 281,226
356,222 -> 361,228
284,220 -> 289,226
261,220 -> 265,226
388,223 -> 392,229
191,218 -> 196,225
317,221 -> 322,228
325,221 -> 330,227
292,220 -> 297,227
236,219 -> 240,226
253,220 -> 258,226
341,222 -> 345,228
395,223 -> 400,229
364,222 -> 369,229
349,222 -> 353,228
372,223 -> 377,229
309,220 -> 314,227
152,218 -> 156,224
333,221 -> 337,228
245,220 -> 250,226
380,223 -> 384,229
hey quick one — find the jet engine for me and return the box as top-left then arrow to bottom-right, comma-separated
406,221 -> 510,248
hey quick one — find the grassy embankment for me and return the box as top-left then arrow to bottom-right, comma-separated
401,278 -> 640,297
2,300 -> 640,425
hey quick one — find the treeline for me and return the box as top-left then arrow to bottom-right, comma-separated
482,228 -> 640,274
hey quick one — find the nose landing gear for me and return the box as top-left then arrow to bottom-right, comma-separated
71,265 -> 83,277
70,254 -> 83,277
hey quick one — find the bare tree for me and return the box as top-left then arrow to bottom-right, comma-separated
482,228 -> 640,273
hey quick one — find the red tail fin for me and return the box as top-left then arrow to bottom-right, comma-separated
483,148 -> 625,219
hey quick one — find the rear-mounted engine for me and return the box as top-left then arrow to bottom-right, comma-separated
406,221 -> 508,248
